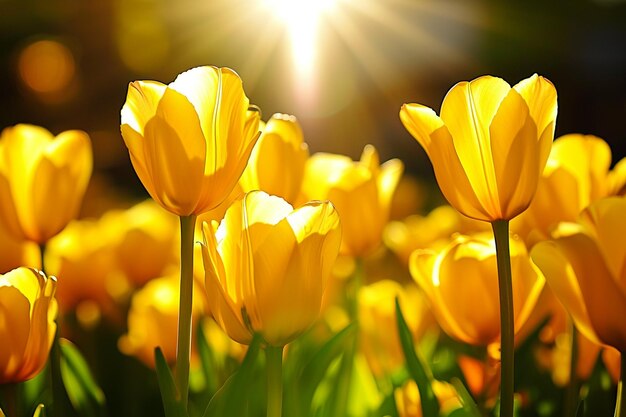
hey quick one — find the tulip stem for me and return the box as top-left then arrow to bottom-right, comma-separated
175,214 -> 196,410
615,354 -> 626,417
564,321 -> 579,417
0,383 -> 18,417
39,243 -> 46,274
491,220 -> 514,417
266,345 -> 284,417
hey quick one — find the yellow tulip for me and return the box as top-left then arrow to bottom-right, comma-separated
46,218 -> 125,322
0,267 -> 57,383
400,74 -> 557,222
410,233 -> 544,346
394,379 -> 461,417
201,190 -> 341,346
300,145 -> 403,257
384,205 -> 487,265
513,134 -> 623,244
0,124 -> 92,243
531,196 -> 626,353
118,275 -> 206,367
101,200 -> 178,287
239,113 -> 309,203
357,280 -> 434,378
120,66 -> 261,216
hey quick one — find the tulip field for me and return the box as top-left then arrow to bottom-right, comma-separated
1,38 -> 626,417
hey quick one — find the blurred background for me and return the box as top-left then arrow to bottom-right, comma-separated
1,0 -> 626,209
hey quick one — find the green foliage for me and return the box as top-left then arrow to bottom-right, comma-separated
395,297 -> 440,417
59,338 -> 106,417
154,348 -> 188,417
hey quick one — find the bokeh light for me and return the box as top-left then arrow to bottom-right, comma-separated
17,39 -> 76,96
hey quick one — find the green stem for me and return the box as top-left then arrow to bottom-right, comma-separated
491,220 -> 514,417
564,321 -> 579,417
175,215 -> 196,410
266,345 -> 284,417
39,243 -> 46,274
615,353 -> 626,417
0,383 -> 18,417
331,258 -> 362,417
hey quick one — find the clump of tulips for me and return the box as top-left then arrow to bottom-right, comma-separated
0,66 -> 624,417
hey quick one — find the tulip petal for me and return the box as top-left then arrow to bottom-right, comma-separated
121,81 -> 167,135
440,77 -> 511,217
400,103 -> 491,221
579,197 -> 626,282
410,249 -> 477,344
531,240 -> 600,345
567,233 -> 626,352
141,88 -> 206,216
489,88 -> 539,219
551,134 -> 612,205
201,223 -> 251,345
30,131 -> 92,242
377,159 -> 404,216
399,104 -> 442,158
513,74 -> 557,169
19,273 -> 56,380
0,285 -> 31,382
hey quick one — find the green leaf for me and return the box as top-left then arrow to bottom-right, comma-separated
202,333 -> 262,417
298,324 -> 356,408
59,338 -> 106,417
197,321 -> 218,394
575,400 -> 585,417
154,347 -> 188,417
395,298 -> 440,417
450,378 -> 481,417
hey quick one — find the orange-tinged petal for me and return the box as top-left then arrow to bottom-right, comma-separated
567,233 -> 626,352
578,196 -> 626,283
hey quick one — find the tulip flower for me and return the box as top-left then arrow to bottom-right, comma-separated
531,196 -> 626,352
394,379 -> 461,417
46,218 -> 124,324
120,66 -> 260,217
118,275 -> 206,367
239,113 -> 309,203
512,134 -> 623,244
300,145 -> 403,257
121,66 -> 261,406
532,196 -> 626,417
0,267 -> 57,383
202,190 -> 340,417
400,74 -> 556,223
384,205 -> 487,265
410,232 -> 544,347
201,190 -> 341,346
0,124 -> 92,244
401,74 -> 557,417
358,280 -> 434,378
102,200 -> 178,287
